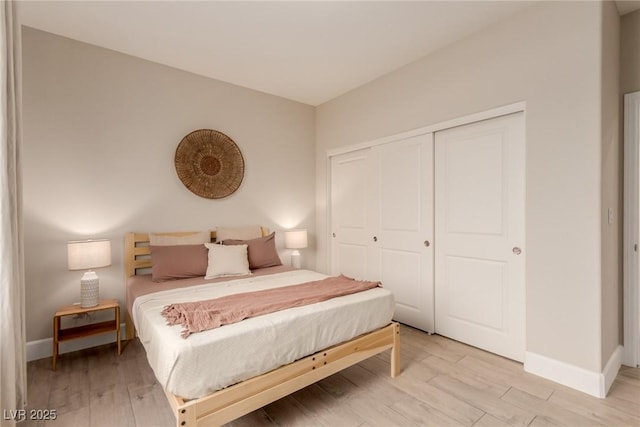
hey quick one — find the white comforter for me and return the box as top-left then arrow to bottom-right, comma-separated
132,269 -> 395,399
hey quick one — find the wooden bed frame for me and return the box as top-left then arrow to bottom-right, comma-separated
124,230 -> 400,427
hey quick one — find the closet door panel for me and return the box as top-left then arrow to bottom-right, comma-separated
444,134 -> 504,235
435,112 -> 525,362
379,142 -> 422,231
371,134 -> 434,332
444,256 -> 506,330
330,149 -> 372,279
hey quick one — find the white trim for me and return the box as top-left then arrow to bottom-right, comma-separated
602,345 -> 624,396
326,101 -> 526,157
623,91 -> 640,368
26,322 -> 127,362
524,347 -> 622,398
325,153 -> 333,274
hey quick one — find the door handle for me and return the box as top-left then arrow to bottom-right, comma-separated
513,247 -> 522,255
424,240 -> 430,247
373,236 -> 378,242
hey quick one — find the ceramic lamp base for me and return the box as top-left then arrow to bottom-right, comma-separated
291,250 -> 301,269
80,271 -> 100,308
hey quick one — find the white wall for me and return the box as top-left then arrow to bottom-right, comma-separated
316,1 -> 607,373
22,27 -> 316,342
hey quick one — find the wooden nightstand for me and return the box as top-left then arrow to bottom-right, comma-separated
52,298 -> 121,370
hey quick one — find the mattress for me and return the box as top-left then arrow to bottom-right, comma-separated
131,269 -> 395,399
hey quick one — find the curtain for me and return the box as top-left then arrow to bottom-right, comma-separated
0,1 -> 26,425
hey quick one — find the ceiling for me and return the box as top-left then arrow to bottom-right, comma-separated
19,1 -> 638,106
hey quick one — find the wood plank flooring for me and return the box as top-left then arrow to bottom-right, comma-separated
24,326 -> 640,426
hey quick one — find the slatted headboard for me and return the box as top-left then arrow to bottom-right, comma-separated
124,228 -> 270,278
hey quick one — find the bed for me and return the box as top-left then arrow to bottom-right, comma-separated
124,228 -> 400,427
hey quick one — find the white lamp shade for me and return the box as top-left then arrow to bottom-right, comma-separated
285,229 -> 308,249
67,239 -> 112,270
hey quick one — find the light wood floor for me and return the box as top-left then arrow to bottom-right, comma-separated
25,326 -> 640,426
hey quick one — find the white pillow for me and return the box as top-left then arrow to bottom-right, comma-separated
216,226 -> 262,242
205,243 -> 251,279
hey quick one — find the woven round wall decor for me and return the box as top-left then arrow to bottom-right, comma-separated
174,129 -> 245,199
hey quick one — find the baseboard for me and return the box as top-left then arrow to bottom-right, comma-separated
601,345 -> 623,396
26,322 -> 128,362
524,346 -> 622,398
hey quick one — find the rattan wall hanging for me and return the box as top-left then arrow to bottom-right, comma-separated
174,129 -> 245,199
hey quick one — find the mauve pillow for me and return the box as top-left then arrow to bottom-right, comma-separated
223,232 -> 282,270
149,244 -> 208,282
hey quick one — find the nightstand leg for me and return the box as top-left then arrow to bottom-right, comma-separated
116,306 -> 121,355
52,316 -> 60,371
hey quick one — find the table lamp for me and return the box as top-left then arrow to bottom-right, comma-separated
67,239 -> 112,308
285,229 -> 307,269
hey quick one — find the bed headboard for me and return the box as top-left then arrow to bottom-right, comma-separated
124,228 -> 269,278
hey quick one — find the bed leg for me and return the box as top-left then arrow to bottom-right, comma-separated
176,404 -> 197,427
391,322 -> 400,377
166,390 -> 197,427
125,310 -> 136,341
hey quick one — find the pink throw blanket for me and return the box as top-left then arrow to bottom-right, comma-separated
162,275 -> 381,338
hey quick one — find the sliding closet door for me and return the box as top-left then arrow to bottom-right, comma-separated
435,112 -> 525,361
369,134 -> 434,332
330,134 -> 435,332
330,148 -> 373,280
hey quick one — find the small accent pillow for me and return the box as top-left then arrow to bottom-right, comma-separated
149,244 -> 208,282
205,243 -> 251,279
149,231 -> 210,246
223,232 -> 282,270
215,226 -> 262,242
